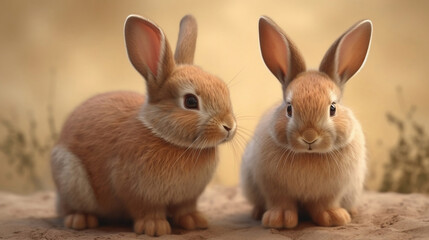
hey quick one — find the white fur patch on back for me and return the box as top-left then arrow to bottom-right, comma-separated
51,145 -> 98,212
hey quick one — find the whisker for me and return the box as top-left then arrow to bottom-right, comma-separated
173,134 -> 202,169
232,140 -> 243,161
236,127 -> 253,138
192,137 -> 211,170
227,65 -> 247,88
235,115 -> 258,121
192,139 -> 207,170
282,147 -> 294,171
234,131 -> 249,149
226,141 -> 240,172
276,147 -> 288,171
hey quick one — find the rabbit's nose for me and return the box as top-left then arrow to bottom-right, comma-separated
303,139 -> 317,145
220,118 -> 237,140
223,125 -> 232,132
220,115 -> 236,133
302,129 -> 318,144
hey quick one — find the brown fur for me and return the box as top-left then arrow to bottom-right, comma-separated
57,92 -> 217,214
51,15 -> 236,237
174,15 -> 198,64
241,17 -> 372,229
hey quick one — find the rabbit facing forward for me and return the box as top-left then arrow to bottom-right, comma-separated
241,17 -> 372,229
51,15 -> 236,236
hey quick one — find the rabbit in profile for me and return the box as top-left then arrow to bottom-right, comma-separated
51,15 -> 236,236
241,16 -> 372,228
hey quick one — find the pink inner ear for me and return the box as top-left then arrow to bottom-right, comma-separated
126,17 -> 163,78
137,23 -> 162,77
337,23 -> 372,80
260,19 -> 289,81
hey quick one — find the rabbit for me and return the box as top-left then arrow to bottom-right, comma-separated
241,16 -> 372,229
50,14 -> 236,236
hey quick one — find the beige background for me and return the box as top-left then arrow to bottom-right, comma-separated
1,0 -> 428,193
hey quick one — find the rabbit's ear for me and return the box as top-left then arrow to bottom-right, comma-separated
319,20 -> 372,87
259,16 -> 306,88
174,15 -> 198,64
125,15 -> 174,86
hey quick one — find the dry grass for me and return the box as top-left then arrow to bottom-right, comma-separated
380,87 -> 429,193
0,105 -> 57,192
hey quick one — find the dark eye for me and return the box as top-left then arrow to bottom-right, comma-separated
184,94 -> 199,110
286,103 -> 292,117
330,102 -> 336,117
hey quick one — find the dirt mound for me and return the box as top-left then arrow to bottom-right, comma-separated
1,186 -> 428,239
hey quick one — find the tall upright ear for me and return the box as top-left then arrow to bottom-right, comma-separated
319,20 -> 372,87
124,15 -> 175,85
259,16 -> 306,88
174,15 -> 198,64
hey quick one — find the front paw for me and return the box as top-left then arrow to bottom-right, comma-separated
64,213 -> 98,230
134,218 -> 171,236
262,208 -> 298,229
311,208 -> 351,227
175,211 -> 208,230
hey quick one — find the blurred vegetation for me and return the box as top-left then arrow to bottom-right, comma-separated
0,105 -> 58,191
380,87 -> 429,193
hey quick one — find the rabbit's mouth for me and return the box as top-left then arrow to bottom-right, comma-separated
288,137 -> 334,153
220,133 -> 233,144
302,138 -> 317,151
224,127 -> 237,143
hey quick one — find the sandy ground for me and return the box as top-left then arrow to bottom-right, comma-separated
0,186 -> 429,239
